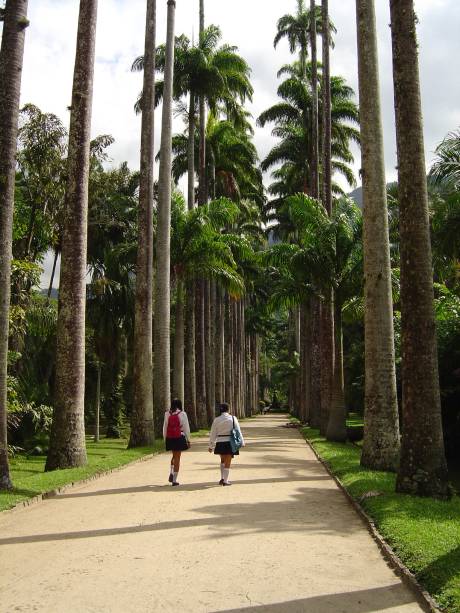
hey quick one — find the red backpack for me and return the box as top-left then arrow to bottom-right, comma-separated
166,413 -> 182,438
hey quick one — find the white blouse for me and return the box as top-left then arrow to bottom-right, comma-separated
163,411 -> 191,441
209,412 -> 245,450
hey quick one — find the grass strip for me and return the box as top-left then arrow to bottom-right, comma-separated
1,429 -> 209,513
300,426 -> 460,613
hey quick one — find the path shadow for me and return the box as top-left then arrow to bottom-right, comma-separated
50,473 -> 331,499
212,584 -> 421,613
0,485 -> 361,546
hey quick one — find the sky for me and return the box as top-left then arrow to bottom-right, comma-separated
2,0 -> 460,286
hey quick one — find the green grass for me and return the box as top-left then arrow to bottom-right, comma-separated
346,412 -> 364,427
1,427 -> 211,513
300,426 -> 460,613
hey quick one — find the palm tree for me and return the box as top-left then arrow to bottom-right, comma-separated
0,0 -> 29,489
274,1 -> 332,81
135,25 -> 253,426
259,70 -> 359,196
390,0 -> 449,497
356,0 -> 400,471
318,0 -> 334,438
130,0 -> 156,448
170,195 -> 245,414
268,193 -> 362,438
171,116 -> 262,204
199,0 -> 206,206
429,129 -> 460,192
46,0 -> 98,471
153,0 -> 175,427
309,0 -> 319,200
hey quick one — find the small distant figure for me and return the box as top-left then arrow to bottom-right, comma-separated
208,402 -> 245,486
163,398 -> 191,486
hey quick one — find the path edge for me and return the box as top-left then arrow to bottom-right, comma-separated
303,435 -> 442,613
2,451 -> 160,517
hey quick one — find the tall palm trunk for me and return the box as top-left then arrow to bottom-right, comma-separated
195,280 -> 207,426
184,279 -> 197,429
224,293 -> 233,406
187,90 -> 195,211
321,0 -> 332,217
310,0 -> 319,200
321,0 -> 334,438
356,0 -> 400,471
294,306 -> 301,414
198,0 -> 206,204
47,248 -> 59,300
46,0 -> 97,471
309,296 -> 321,428
0,0 -> 29,489
390,0 -> 449,498
153,0 -> 175,422
195,0 -> 208,424
205,279 -> 215,423
184,82 -> 196,424
326,302 -> 347,441
214,285 -> 224,405
173,279 -> 185,404
94,361 -> 101,442
130,0 -> 156,447
300,301 -> 311,423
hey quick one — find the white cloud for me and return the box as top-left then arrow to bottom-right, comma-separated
1,0 -> 458,285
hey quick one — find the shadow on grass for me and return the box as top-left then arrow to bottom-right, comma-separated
417,545 -> 460,609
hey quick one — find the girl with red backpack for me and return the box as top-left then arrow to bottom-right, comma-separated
163,398 -> 191,486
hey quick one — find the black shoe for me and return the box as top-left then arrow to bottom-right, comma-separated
219,478 -> 224,485
172,482 -> 180,486
168,473 -> 174,483
222,482 -> 232,486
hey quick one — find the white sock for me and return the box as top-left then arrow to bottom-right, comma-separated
170,464 -> 174,475
220,463 -> 225,479
223,468 -> 230,484
173,471 -> 179,483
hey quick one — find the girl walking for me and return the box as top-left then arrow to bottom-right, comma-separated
163,398 -> 191,486
208,403 -> 245,486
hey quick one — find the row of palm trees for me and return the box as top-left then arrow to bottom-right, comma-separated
0,0 -> 452,499
260,0 -> 450,498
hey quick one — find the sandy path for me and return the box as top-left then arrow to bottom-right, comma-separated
0,415 -> 423,613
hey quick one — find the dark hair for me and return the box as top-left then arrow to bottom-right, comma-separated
219,402 -> 230,415
170,398 -> 182,413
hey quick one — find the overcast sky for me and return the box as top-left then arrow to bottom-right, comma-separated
2,0 -> 459,285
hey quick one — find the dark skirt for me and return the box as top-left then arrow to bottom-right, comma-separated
214,441 -> 239,456
165,435 -> 189,451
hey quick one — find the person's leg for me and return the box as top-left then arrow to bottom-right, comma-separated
219,455 -> 225,484
222,454 -> 232,485
172,451 -> 181,485
168,453 -> 174,482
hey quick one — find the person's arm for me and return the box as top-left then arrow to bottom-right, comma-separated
234,416 -> 245,446
163,412 -> 168,440
208,419 -> 218,451
181,412 -> 191,441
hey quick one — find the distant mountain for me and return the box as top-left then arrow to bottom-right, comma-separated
349,183 -> 398,209
39,288 -> 58,300
349,186 -> 363,208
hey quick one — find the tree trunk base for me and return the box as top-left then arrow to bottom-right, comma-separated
45,447 -> 87,472
361,446 -> 399,473
396,469 -> 451,499
128,420 -> 155,448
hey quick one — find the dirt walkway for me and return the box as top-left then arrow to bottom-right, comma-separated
0,415 -> 423,612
